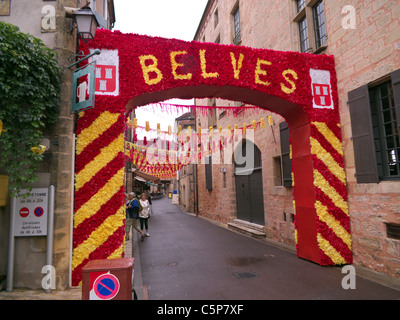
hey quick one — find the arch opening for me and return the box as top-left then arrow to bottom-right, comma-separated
126,85 -> 318,263
126,85 -> 309,129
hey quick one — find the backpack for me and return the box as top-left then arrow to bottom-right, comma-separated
131,199 -> 139,209
131,198 -> 143,211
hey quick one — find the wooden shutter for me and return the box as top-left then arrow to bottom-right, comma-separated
279,121 -> 292,188
205,156 -> 212,191
392,69 -> 400,134
348,85 -> 379,183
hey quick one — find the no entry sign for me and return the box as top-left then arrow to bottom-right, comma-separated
19,207 -> 29,218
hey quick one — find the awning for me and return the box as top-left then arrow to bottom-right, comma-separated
146,181 -> 165,189
133,169 -> 160,183
134,176 -> 165,189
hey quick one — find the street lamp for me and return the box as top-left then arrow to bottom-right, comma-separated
74,6 -> 99,41
65,6 -> 99,42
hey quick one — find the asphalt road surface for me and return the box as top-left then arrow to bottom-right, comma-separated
135,197 -> 400,300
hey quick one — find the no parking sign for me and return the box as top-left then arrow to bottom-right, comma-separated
82,258 -> 134,300
90,272 -> 120,300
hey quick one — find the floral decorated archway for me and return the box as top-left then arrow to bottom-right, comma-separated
72,29 -> 351,285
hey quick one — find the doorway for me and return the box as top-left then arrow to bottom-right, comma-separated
234,140 -> 265,225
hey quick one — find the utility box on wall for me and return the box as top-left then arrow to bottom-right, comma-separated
0,175 -> 9,207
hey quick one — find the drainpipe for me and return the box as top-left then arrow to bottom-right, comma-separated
194,107 -> 199,216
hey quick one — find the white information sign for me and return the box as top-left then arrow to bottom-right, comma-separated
14,188 -> 48,237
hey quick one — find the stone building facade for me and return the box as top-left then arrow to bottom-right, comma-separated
0,0 -> 115,290
194,0 -> 400,278
175,112 -> 197,213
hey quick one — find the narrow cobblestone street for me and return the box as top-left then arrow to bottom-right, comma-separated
133,197 -> 400,300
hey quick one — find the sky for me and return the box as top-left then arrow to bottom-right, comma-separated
113,0 -> 209,138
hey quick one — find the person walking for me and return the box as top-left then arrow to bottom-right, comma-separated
139,193 -> 151,239
126,192 -> 145,241
147,191 -> 153,215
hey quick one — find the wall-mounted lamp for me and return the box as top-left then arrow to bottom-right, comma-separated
65,6 -> 99,42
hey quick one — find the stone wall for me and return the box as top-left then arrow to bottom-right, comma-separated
0,0 -> 77,289
325,0 -> 400,276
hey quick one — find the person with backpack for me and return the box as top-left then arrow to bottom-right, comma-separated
125,192 -> 145,241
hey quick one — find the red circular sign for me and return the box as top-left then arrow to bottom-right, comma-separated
19,207 -> 29,218
93,273 -> 120,300
34,207 -> 44,217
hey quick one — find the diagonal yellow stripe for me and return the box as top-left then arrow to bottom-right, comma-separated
74,168 -> 125,228
72,241 -> 125,287
75,134 -> 124,191
313,170 -> 349,215
72,206 -> 125,270
317,233 -> 347,265
312,122 -> 343,156
108,242 -> 125,259
310,137 -> 346,185
76,111 -> 120,155
315,200 -> 351,249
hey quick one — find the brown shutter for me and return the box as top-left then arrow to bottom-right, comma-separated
205,156 -> 212,191
279,121 -> 292,188
348,85 -> 379,183
392,69 -> 400,133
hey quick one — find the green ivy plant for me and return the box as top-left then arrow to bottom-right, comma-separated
0,21 -> 62,197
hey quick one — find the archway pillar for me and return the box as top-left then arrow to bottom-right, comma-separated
72,108 -> 126,286
291,122 -> 321,263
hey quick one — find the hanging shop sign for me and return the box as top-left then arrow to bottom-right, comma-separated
71,61 -> 96,113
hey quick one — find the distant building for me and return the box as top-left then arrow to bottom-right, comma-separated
174,112 -> 197,213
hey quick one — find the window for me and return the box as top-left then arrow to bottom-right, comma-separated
205,156 -> 212,191
370,82 -> 399,178
293,0 -> 327,53
208,99 -> 217,128
313,0 -> 326,48
297,0 -> 306,12
386,223 -> 400,240
348,69 -> 400,183
233,5 -> 241,44
299,17 -> 309,53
